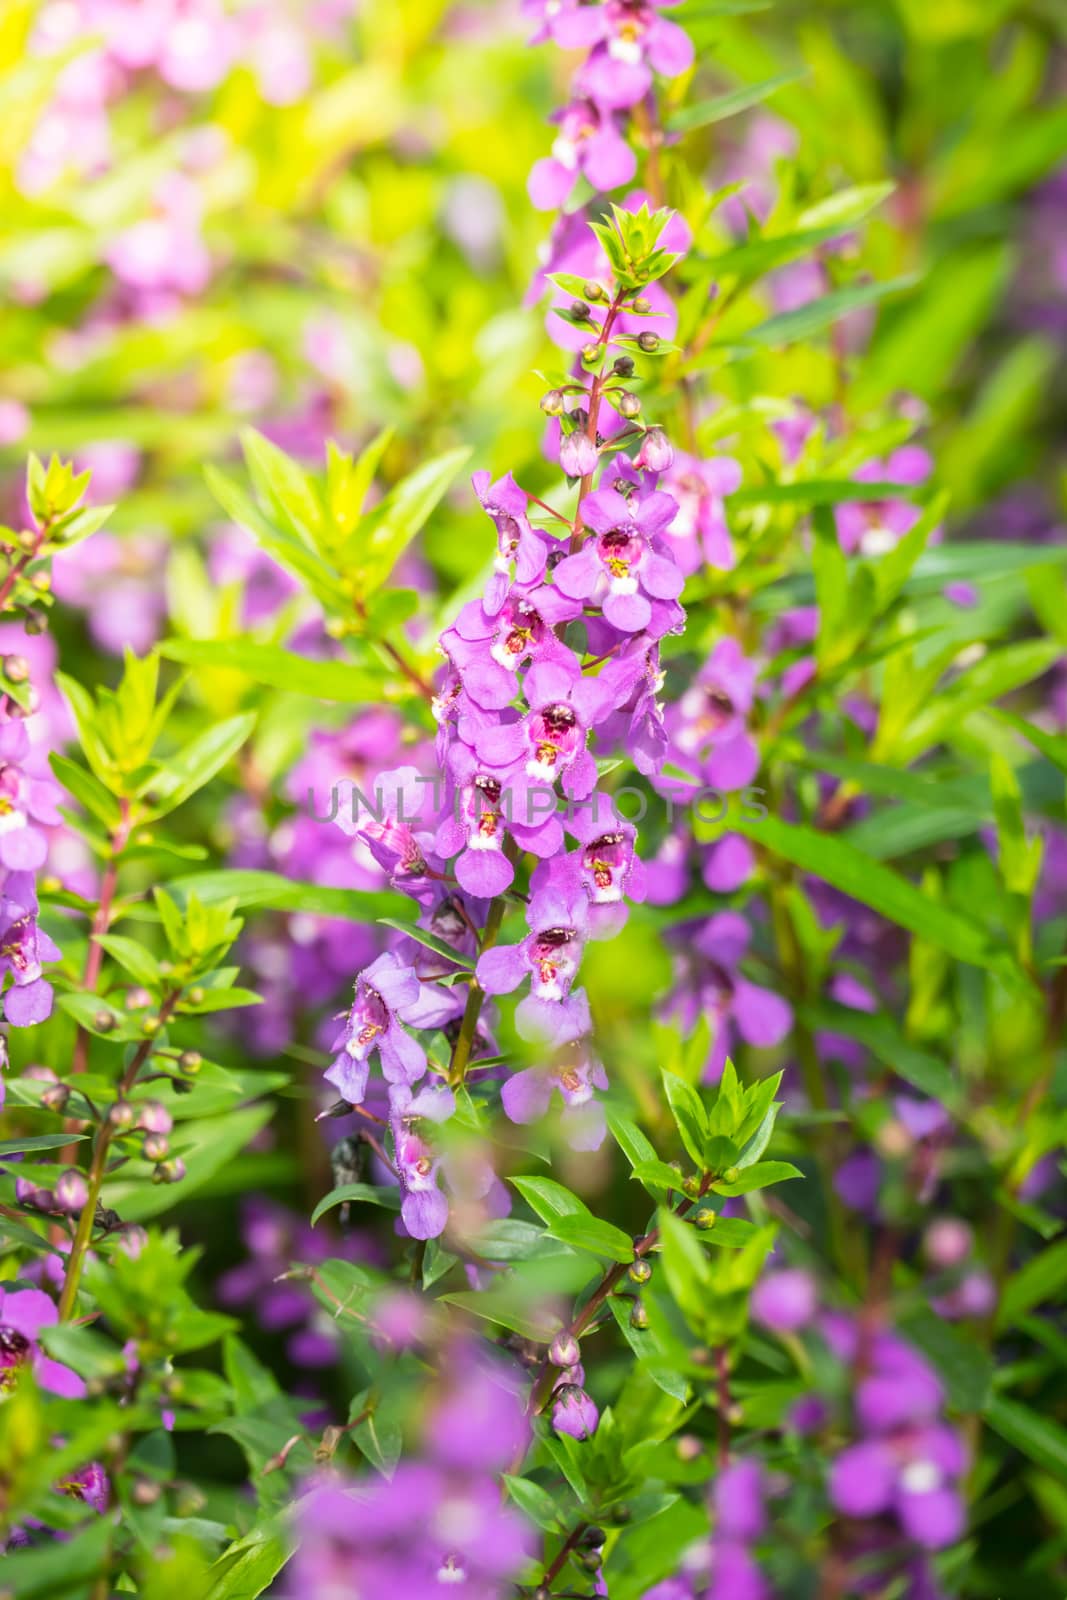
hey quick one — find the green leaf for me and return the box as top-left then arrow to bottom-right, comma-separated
799,1003 -> 963,1109
733,814 -> 1006,972
668,70 -> 805,134
795,182 -> 897,231
346,446 -> 471,593
310,1183 -> 402,1225
985,1396 -> 1067,1481
730,478 -> 920,508
49,753 -> 122,828
727,276 -> 917,351
0,1133 -> 90,1156
607,1110 -> 658,1171
502,1475 -> 563,1531
95,933 -> 160,987
241,428 -> 322,544
166,868 -> 405,922
205,1525 -> 291,1600
511,1175 -> 589,1224
996,1240 -> 1067,1332
548,1213 -> 635,1263
148,714 -> 256,814
711,1161 -> 802,1196
901,1310 -> 993,1412
661,1071 -> 708,1168
158,638 -> 380,703
377,917 -> 475,970
992,708 -> 1067,778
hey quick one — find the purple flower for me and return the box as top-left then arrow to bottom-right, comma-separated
473,659 -> 611,802
663,911 -> 792,1079
751,1267 -> 817,1333
0,873 -> 60,1026
0,718 -> 63,871
830,1424 -> 966,1550
502,1037 -> 609,1150
559,427 -> 601,479
332,764 -> 440,901
472,471 -> 548,615
573,3 -> 695,111
713,1458 -> 766,1541
443,587 -> 579,712
477,877 -> 592,1042
58,1462 -> 110,1514
291,1464 -> 534,1597
552,1382 -> 599,1440
325,953 -> 454,1103
529,98 -> 637,209
661,451 -> 742,575
835,447 -> 933,557
554,482 -> 684,635
0,1286 -> 85,1398
665,637 -> 759,792
390,1082 -> 455,1241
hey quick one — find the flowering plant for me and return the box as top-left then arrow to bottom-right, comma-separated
1,2 -> 1066,1598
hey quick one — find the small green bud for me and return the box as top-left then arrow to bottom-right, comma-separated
723,1167 -> 740,1185
540,389 -> 566,416
694,1208 -> 716,1230
631,297 -> 652,315
630,1299 -> 649,1330
628,1258 -> 652,1286
178,1050 -> 202,1075
93,1009 -> 116,1033
580,1550 -> 603,1573
581,342 -> 601,365
617,391 -> 641,418
682,1174 -> 702,1198
582,280 -> 606,302
187,987 -> 205,1006
637,331 -> 659,352
141,1014 -> 161,1036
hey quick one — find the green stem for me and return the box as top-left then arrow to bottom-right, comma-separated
57,991 -> 179,1320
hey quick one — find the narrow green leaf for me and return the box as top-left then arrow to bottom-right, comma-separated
158,639 -> 380,703
310,1184 -> 402,1225
668,71 -> 805,135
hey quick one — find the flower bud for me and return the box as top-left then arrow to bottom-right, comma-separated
580,1526 -> 606,1549
3,655 -> 29,683
559,432 -> 600,479
634,426 -> 674,474
582,280 -> 606,302
41,1082 -> 71,1114
549,1332 -> 581,1369
551,1383 -> 599,1441
694,1208 -> 716,1230
141,1015 -> 161,1036
630,1299 -> 649,1330
580,1550 -> 603,1572
55,1169 -> 89,1212
631,297 -> 651,315
17,530 -> 37,553
613,355 -> 635,377
617,391 -> 641,418
924,1217 -> 972,1269
581,342 -> 601,366
540,389 -> 566,416
178,1050 -> 202,1075
120,1225 -> 148,1259
126,987 -> 152,1010
93,1010 -> 116,1033
108,1100 -> 135,1129
187,987 -> 205,1006
637,331 -> 659,352
142,1132 -> 169,1162
723,1166 -> 740,1185
682,1174 -> 701,1198
132,1478 -> 162,1506
627,1259 -> 652,1286
158,1158 -> 186,1184
139,1102 -> 173,1136
24,1064 -> 57,1082
569,300 -> 591,321
30,570 -> 50,592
